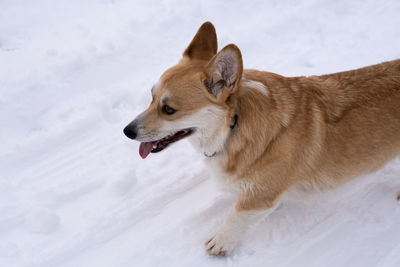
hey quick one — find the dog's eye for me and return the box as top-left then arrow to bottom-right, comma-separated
162,105 -> 176,115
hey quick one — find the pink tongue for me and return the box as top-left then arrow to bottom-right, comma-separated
139,142 -> 156,159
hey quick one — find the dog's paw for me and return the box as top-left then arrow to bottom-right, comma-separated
205,232 -> 237,256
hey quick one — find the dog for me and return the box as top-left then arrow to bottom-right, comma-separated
123,22 -> 400,256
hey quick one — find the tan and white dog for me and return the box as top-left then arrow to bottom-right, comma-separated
124,22 -> 400,256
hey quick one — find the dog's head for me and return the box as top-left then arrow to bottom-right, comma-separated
124,22 -> 243,158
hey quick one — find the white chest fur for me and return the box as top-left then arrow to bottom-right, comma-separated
204,156 -> 254,195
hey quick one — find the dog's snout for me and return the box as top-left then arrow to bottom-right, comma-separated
123,124 -> 137,140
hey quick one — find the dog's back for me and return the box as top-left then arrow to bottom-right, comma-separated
310,59 -> 400,122
229,60 -> 400,189
313,59 -> 400,183
272,59 -> 400,186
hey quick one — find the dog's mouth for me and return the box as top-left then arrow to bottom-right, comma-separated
139,128 -> 194,159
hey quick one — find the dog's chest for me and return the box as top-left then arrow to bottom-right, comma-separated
204,157 -> 249,194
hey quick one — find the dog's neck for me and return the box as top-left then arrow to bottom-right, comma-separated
203,114 -> 238,158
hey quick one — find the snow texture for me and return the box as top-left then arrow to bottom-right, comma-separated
1,0 -> 400,266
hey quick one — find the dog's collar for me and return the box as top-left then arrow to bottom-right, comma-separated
204,114 -> 238,158
230,114 -> 238,130
204,151 -> 217,157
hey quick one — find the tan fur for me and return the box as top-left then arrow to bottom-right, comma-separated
230,61 -> 400,211
126,22 -> 400,255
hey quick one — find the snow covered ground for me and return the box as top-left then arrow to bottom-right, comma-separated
1,0 -> 400,266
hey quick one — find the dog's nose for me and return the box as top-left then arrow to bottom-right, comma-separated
123,124 -> 137,139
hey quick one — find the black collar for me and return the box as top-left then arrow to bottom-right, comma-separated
204,114 -> 238,158
230,114 -> 238,129
204,151 -> 216,157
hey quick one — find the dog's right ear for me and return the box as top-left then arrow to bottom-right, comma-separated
203,44 -> 243,100
183,22 -> 217,61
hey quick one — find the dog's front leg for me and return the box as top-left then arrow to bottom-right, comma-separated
205,193 -> 280,256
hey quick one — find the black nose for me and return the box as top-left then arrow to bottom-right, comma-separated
123,124 -> 137,139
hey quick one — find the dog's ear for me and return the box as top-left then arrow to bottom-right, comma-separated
203,44 -> 243,99
183,22 -> 217,61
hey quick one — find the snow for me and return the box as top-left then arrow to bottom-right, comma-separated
1,0 -> 400,266
25,207 -> 60,234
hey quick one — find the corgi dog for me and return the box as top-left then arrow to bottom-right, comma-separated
123,22 -> 400,256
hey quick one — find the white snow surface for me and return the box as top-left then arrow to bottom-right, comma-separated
1,0 -> 400,266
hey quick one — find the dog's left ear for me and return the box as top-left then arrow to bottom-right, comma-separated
203,44 -> 243,99
183,22 -> 218,61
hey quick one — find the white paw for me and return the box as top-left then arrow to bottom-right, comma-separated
205,231 -> 238,256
